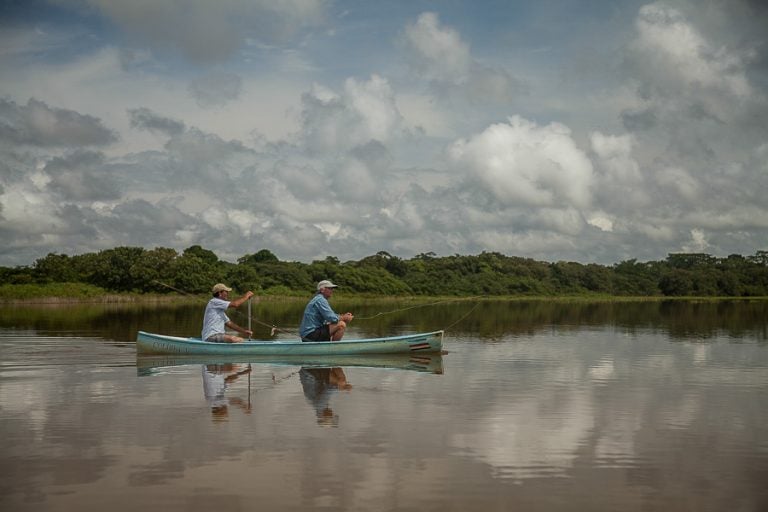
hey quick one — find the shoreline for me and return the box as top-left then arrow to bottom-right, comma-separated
1,294 -> 766,305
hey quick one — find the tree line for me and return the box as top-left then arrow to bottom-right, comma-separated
2,246 -> 768,297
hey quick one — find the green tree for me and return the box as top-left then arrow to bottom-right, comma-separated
256,261 -> 314,292
33,253 -> 78,283
239,249 -> 279,264
84,247 -> 146,291
183,245 -> 219,266
549,261 -> 587,294
169,253 -> 217,294
128,247 -> 179,292
748,250 -> 768,266
224,264 -> 261,293
612,259 -> 660,295
666,253 -> 716,269
659,269 -> 694,296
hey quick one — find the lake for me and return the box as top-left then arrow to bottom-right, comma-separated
1,298 -> 767,511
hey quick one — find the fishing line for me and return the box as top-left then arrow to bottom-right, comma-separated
235,368 -> 300,395
442,301 -> 482,331
354,295 -> 484,320
272,369 -> 301,384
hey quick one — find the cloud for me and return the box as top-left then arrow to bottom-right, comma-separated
682,228 -> 710,252
590,132 -> 648,211
631,2 -> 751,98
592,1 -> 768,258
654,166 -> 701,204
299,75 -> 409,154
2,1 -> 768,268
51,0 -> 330,63
128,107 -> 186,137
188,72 -> 243,108
0,98 -> 117,147
403,12 -> 471,83
402,12 -> 525,104
43,150 -> 122,201
98,198 -> 197,246
448,115 -> 593,209
620,107 -> 657,131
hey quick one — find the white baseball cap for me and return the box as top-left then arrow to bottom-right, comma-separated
316,279 -> 339,291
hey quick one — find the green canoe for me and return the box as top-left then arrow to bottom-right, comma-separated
136,330 -> 444,356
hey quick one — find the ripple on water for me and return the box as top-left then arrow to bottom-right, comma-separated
0,331 -> 138,371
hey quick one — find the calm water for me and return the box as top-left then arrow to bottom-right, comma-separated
1,299 -> 767,511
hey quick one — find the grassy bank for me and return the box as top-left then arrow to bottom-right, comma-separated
1,282 -> 766,304
0,283 -> 199,304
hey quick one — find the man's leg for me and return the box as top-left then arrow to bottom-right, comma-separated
329,320 -> 347,341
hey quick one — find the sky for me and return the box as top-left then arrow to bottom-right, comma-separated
1,0 -> 767,267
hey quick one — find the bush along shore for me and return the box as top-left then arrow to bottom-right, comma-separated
2,246 -> 767,300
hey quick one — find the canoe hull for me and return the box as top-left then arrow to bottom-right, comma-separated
136,330 -> 443,356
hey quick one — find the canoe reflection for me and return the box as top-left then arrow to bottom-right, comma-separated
136,354 -> 443,424
299,367 -> 352,427
137,353 -> 444,375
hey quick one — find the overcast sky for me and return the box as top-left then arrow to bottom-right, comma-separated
1,0 -> 766,267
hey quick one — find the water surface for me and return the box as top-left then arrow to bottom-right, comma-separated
1,300 -> 767,511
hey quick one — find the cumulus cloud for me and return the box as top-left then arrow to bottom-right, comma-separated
622,1 -> 760,136
590,132 -> 648,212
632,2 -> 751,98
299,75 -> 409,154
402,12 -> 525,104
595,1 -> 768,259
403,12 -> 471,83
448,115 -> 593,209
0,98 -> 117,147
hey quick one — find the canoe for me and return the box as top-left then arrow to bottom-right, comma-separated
136,353 -> 443,376
136,330 -> 444,356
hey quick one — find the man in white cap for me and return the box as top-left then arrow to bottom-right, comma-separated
201,283 -> 255,343
299,279 -> 354,342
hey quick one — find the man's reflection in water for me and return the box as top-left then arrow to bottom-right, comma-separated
202,363 -> 252,421
299,367 -> 352,427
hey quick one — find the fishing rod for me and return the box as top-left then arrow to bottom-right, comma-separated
151,279 -> 291,336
